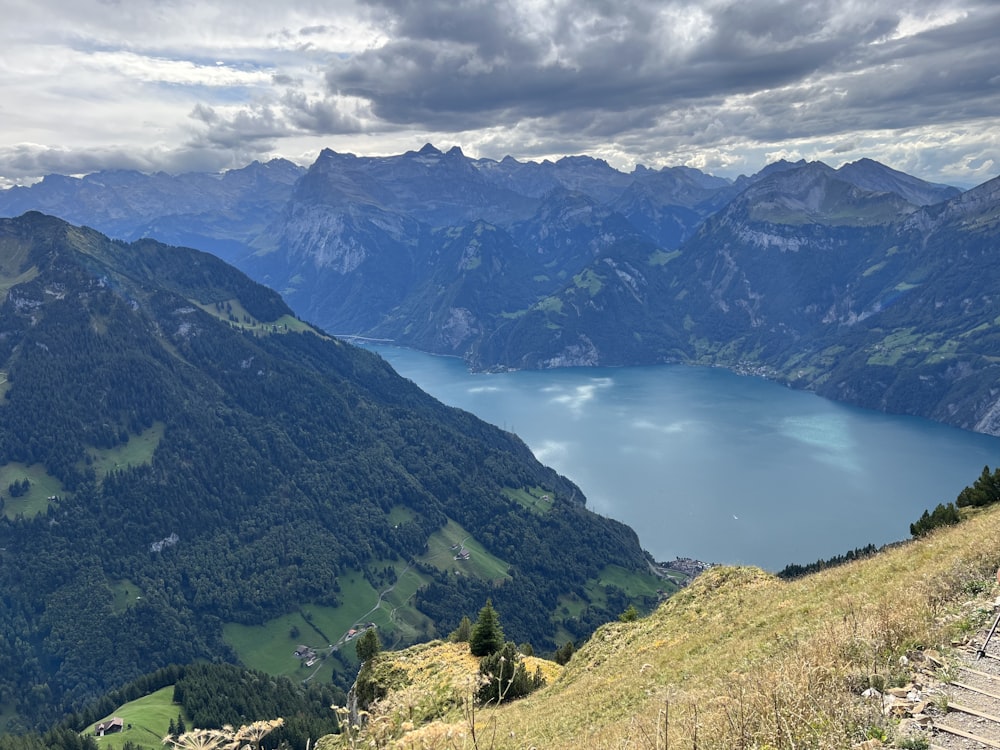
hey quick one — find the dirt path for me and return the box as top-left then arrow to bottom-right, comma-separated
927,604 -> 1000,749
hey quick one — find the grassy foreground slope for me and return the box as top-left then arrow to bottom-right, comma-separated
335,504 -> 1000,749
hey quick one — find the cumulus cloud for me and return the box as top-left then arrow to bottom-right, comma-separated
0,0 -> 997,185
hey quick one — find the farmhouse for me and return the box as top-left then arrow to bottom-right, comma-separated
94,717 -> 123,736
293,645 -> 315,659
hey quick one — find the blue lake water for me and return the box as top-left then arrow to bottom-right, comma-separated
363,343 -> 1000,571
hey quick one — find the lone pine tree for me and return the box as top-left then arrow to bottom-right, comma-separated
469,599 -> 505,657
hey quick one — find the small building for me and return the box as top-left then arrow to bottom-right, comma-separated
95,717 -> 124,736
294,645 -> 313,658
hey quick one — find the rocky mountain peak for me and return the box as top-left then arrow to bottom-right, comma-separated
724,160 -> 942,227
836,158 -> 961,206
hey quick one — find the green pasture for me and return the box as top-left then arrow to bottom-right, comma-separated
534,296 -> 563,314
862,260 -> 887,277
330,568 -> 435,645
500,308 -> 528,319
649,249 -> 681,266
223,566 -> 439,683
866,328 -> 950,367
225,608 -> 345,683
195,298 -> 319,337
502,486 -> 554,515
555,565 -> 667,619
572,268 -> 603,295
86,686 -> 187,750
0,462 -> 66,519
418,518 -> 510,583
87,422 -> 164,480
591,564 -> 671,599
364,561 -> 436,646
555,591 -> 587,621
109,579 -> 143,615
0,241 -> 38,294
387,504 -> 416,525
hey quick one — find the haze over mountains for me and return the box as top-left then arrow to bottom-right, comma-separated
3,145 -> 1000,436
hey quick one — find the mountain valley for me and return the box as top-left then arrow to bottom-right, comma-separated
0,212 -> 666,732
2,147 -> 1000,747
3,147 -> 997,436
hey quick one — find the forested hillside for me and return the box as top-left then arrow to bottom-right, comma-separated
0,212 -> 660,731
7,149 -> 999,436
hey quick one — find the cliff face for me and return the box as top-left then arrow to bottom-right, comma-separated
5,151 -> 1000,435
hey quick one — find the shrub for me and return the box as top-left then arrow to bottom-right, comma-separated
554,640 -> 574,665
476,642 -> 545,705
448,615 -> 472,643
356,627 -> 381,663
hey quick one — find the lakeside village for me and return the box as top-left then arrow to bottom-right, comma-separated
665,556 -> 713,579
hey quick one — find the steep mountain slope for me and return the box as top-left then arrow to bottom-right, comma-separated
0,146 -> 736,348
671,167 -> 1000,432
0,212 -> 660,729
836,157 -> 962,206
814,174 -> 1000,429
319,501 -> 1000,750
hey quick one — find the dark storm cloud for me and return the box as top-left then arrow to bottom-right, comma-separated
1,0 -> 998,186
322,0 -> 1000,144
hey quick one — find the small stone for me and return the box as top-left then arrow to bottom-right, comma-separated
890,703 -> 911,718
924,650 -> 945,667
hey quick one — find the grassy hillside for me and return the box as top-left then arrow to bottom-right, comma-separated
87,686 -> 187,750
323,504 -> 1000,749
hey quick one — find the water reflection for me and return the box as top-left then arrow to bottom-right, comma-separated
365,344 -> 1000,571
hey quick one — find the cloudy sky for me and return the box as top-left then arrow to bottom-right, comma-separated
1,0 -> 998,188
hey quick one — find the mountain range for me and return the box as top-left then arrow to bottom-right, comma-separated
3,147 -> 1000,437
0,212 -> 663,730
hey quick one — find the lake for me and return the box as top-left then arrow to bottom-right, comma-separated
362,343 -> 1000,571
